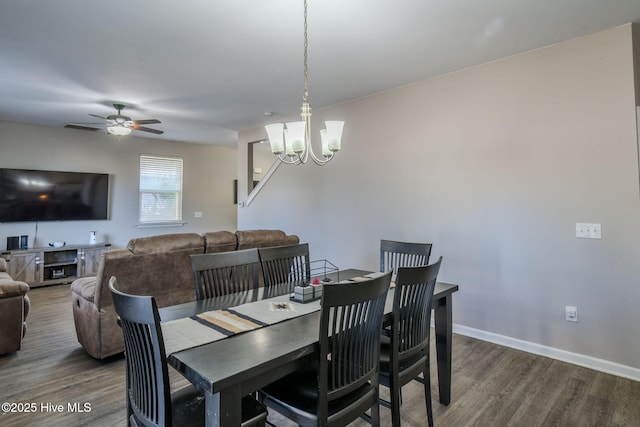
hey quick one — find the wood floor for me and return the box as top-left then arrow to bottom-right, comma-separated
1,284 -> 639,427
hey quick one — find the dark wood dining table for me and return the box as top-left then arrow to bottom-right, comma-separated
160,269 -> 459,427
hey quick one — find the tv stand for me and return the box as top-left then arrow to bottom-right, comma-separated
1,243 -> 111,287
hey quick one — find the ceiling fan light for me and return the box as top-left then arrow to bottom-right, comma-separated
107,125 -> 132,136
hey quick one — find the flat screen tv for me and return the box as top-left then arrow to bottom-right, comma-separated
0,168 -> 109,222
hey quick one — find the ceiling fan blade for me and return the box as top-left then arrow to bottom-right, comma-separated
133,119 -> 161,125
65,124 -> 101,131
89,113 -> 108,119
133,125 -> 164,135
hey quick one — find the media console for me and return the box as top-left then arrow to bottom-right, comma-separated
1,243 -> 111,287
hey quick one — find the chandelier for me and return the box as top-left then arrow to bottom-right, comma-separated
264,0 -> 344,166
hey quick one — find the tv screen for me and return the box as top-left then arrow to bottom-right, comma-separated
0,168 -> 109,222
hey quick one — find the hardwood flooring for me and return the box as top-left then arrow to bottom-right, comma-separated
1,284 -> 639,426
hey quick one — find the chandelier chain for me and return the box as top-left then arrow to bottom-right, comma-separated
303,0 -> 309,103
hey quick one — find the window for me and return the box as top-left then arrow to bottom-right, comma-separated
139,154 -> 183,224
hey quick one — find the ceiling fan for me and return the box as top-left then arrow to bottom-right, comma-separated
65,103 -> 163,136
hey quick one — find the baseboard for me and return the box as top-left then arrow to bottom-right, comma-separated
453,324 -> 640,382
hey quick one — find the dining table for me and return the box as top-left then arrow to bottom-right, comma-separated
159,268 -> 459,427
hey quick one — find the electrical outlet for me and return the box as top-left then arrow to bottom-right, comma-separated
576,223 -> 601,239
565,306 -> 578,322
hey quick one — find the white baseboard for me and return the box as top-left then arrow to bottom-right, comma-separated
453,324 -> 640,382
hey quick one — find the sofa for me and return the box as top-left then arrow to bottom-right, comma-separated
71,229 -> 299,359
0,257 -> 30,356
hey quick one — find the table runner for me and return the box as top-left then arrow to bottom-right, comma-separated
162,275 -> 381,355
162,294 -> 321,355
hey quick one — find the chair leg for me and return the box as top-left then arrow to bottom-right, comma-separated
390,381 -> 402,427
371,398 -> 381,427
423,368 -> 434,427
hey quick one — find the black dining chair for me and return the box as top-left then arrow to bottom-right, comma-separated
259,271 -> 392,426
109,277 -> 268,427
258,243 -> 311,291
378,257 -> 442,427
190,249 -> 261,300
379,239 -> 432,273
379,239 -> 433,337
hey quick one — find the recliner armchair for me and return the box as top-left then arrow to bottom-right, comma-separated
0,257 -> 30,356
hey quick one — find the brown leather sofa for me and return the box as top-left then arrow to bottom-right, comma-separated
71,229 -> 299,359
0,257 -> 30,356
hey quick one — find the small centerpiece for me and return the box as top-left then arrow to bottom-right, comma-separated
293,278 -> 323,303
310,277 -> 323,299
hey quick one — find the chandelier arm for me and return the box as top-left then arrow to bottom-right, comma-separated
305,117 -> 334,165
307,136 -> 330,164
309,149 -> 333,165
276,153 -> 302,165
301,120 -> 312,163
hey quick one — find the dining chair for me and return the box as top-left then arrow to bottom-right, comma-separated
379,239 -> 433,339
109,277 -> 268,427
379,239 -> 432,273
258,243 -> 311,291
259,271 -> 392,427
190,248 -> 261,300
378,257 -> 442,427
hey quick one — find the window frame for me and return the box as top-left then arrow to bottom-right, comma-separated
138,154 -> 184,226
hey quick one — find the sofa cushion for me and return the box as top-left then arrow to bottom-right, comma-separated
0,257 -> 6,272
0,271 -> 11,281
203,231 -> 237,253
236,230 -> 300,250
127,233 -> 204,255
71,277 -> 97,303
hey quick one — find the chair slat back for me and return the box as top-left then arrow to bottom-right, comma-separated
393,257 -> 442,366
190,249 -> 260,300
318,272 -> 392,422
109,277 -> 171,427
258,243 -> 311,290
380,239 -> 432,273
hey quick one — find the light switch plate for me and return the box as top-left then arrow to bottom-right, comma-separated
576,223 -> 601,239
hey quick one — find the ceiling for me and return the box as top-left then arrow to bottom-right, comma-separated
1,0 -> 640,147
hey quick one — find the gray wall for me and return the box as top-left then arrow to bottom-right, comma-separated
0,121 -> 238,249
238,25 -> 640,376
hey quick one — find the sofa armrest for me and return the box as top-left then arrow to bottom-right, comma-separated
71,276 -> 98,303
0,280 -> 29,298
23,294 -> 30,319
